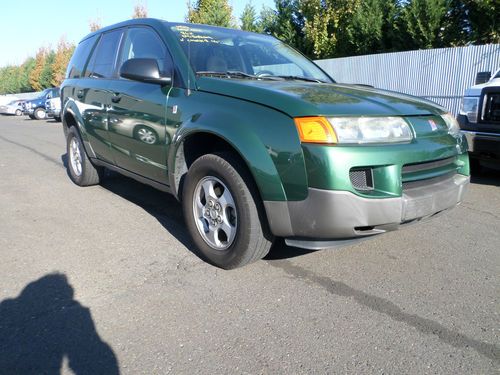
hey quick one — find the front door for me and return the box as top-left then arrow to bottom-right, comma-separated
107,27 -> 173,184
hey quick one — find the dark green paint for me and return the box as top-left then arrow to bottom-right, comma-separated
62,18 -> 469,205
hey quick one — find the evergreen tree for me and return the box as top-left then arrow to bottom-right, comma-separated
400,0 -> 449,49
240,2 -> 260,32
187,0 -> 234,27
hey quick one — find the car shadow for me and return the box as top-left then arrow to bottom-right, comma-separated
98,171 -> 313,261
470,167 -> 500,186
0,273 -> 119,374
60,153 -> 315,262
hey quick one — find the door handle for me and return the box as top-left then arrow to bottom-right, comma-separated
111,94 -> 122,103
76,90 -> 84,99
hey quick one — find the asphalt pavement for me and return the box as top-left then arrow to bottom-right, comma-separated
0,115 -> 499,374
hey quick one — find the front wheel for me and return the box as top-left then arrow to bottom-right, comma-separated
34,108 -> 46,120
15,109 -> 22,116
182,153 -> 273,269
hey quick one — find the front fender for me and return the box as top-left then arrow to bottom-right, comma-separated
168,95 -> 308,202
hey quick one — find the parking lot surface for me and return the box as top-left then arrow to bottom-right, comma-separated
0,115 -> 499,374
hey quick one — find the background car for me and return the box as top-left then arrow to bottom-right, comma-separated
0,100 -> 24,116
45,88 -> 61,121
458,68 -> 500,172
23,87 -> 59,120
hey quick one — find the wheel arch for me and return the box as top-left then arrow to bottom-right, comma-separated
62,100 -> 96,158
169,130 -> 287,205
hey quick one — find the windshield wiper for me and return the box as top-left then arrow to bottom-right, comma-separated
273,75 -> 326,83
196,70 -> 257,79
196,70 -> 282,81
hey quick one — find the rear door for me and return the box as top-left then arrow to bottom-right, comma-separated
78,29 -> 124,164
106,26 -> 173,184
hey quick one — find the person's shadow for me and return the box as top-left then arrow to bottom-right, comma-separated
0,273 -> 119,374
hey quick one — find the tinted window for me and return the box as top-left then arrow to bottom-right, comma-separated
66,35 -> 98,79
86,30 -> 123,79
118,27 -> 171,76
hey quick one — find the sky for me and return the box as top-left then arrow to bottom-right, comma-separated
0,0 -> 275,68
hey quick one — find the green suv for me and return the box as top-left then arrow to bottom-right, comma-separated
61,19 -> 470,269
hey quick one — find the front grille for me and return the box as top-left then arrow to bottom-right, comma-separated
482,93 -> 500,123
402,157 -> 458,191
402,157 -> 456,174
349,168 -> 374,191
402,171 -> 456,190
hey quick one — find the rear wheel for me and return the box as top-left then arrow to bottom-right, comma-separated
66,126 -> 102,186
34,108 -> 46,120
182,153 -> 273,269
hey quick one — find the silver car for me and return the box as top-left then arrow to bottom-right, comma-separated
0,100 -> 24,116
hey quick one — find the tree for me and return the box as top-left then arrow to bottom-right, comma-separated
51,38 -> 75,87
29,48 -> 49,91
346,0 -> 400,55
240,2 -> 259,32
187,0 -> 234,27
399,0 -> 449,49
132,3 -> 148,18
258,1 -> 308,55
463,0 -> 499,44
89,18 -> 102,32
39,51 -> 56,89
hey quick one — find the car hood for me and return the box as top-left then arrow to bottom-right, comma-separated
197,77 -> 445,117
464,78 -> 500,96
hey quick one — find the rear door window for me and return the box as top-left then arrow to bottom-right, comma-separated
86,29 -> 124,79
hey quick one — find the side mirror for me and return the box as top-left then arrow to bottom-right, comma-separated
475,71 -> 491,85
120,58 -> 172,85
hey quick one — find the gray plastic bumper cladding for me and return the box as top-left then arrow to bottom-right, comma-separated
264,174 -> 469,248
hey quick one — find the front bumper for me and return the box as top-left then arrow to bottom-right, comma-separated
461,130 -> 500,166
46,108 -> 61,118
264,174 -> 469,245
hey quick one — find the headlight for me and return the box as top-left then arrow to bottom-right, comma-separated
329,116 -> 412,144
441,113 -> 461,136
459,97 -> 479,123
295,116 -> 413,144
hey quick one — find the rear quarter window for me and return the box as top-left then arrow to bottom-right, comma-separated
66,35 -> 98,79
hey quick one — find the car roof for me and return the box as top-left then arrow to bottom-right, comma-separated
79,18 -> 264,43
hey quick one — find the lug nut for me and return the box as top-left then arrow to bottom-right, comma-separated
215,203 -> 221,211
217,216 -> 222,223
208,201 -> 213,208
205,209 -> 210,217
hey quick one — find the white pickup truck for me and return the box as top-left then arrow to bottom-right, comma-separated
458,68 -> 500,171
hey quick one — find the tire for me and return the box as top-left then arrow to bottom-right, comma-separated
28,115 -> 36,120
34,108 -> 46,120
15,109 -> 22,116
54,116 -> 61,122
66,126 -> 102,186
182,153 -> 273,269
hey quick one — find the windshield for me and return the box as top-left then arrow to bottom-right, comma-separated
37,89 -> 51,99
169,24 -> 333,83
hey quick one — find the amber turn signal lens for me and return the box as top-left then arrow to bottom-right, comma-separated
294,117 -> 338,144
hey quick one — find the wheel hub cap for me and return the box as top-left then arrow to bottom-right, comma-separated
69,137 -> 83,177
193,176 -> 237,250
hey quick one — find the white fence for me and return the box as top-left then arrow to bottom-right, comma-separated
315,44 -> 500,116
